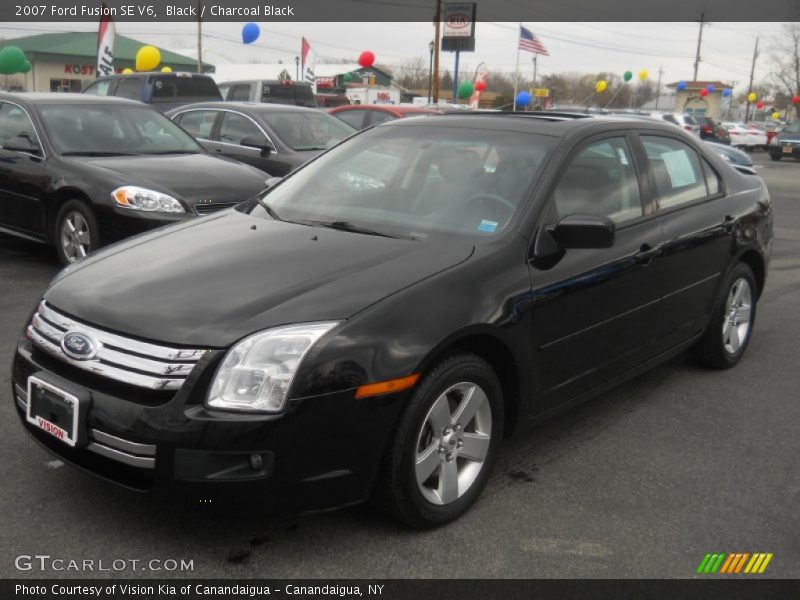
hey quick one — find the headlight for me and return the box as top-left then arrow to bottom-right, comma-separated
112,186 -> 185,213
206,322 -> 339,413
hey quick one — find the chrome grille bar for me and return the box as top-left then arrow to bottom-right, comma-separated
28,301 -> 207,391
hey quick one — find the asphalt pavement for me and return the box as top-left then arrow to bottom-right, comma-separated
1,152 -> 798,579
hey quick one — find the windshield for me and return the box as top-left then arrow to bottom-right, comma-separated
262,111 -> 356,151
783,122 -> 800,133
252,124 -> 555,239
40,104 -> 203,155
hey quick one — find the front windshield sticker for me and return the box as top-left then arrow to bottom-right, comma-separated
478,219 -> 498,233
661,150 -> 697,188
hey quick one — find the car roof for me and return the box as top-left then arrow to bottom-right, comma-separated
334,105 -> 439,114
97,72 -> 214,79
0,92 -> 143,106
222,80 -> 313,86
167,101 -> 319,114
388,111 -> 689,139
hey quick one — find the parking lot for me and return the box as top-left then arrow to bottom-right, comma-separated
0,152 -> 798,579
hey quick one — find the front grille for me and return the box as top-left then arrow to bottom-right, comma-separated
27,301 -> 207,391
194,202 -> 239,215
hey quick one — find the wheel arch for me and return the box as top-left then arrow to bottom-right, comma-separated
415,329 -> 524,437
46,187 -> 94,241
737,248 -> 766,299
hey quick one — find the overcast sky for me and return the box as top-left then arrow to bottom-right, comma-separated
1,21 -> 790,92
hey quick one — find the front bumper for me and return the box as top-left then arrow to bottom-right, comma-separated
769,144 -> 800,159
12,338 -> 407,513
96,206 -> 193,245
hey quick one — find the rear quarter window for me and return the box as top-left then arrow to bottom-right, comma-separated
150,76 -> 222,102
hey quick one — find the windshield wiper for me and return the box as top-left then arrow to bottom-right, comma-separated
61,151 -> 136,156
257,198 -> 282,221
294,146 -> 329,151
139,150 -> 200,155
307,220 -> 410,239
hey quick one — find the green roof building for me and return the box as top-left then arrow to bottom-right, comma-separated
0,32 -> 210,93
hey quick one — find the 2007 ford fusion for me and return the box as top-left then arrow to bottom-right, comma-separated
12,113 -> 772,528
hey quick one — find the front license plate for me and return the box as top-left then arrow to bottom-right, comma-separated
26,376 -> 80,447
783,145 -> 794,154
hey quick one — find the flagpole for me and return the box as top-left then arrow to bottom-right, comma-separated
512,23 -> 521,111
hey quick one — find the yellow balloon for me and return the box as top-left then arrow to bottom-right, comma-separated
638,69 -> 648,81
747,92 -> 757,103
122,67 -> 133,75
135,45 -> 161,71
161,66 -> 173,73
595,80 -> 608,93
771,112 -> 781,119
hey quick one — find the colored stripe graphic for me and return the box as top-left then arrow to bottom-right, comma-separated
698,552 -> 773,574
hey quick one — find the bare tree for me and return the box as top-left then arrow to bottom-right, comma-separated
769,23 -> 800,118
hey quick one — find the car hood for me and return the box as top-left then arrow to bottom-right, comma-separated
64,153 -> 268,206
44,211 -> 474,347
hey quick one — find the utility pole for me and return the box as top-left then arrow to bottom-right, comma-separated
745,38 -> 759,122
654,65 -> 664,110
196,0 -> 203,73
692,12 -> 705,81
432,0 -> 441,104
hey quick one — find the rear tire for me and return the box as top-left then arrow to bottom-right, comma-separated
694,263 -> 757,369
54,200 -> 100,266
373,353 -> 504,529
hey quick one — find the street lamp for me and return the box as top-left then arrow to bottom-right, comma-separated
427,40 -> 435,104
295,56 -> 300,81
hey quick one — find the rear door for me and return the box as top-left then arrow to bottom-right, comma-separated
0,102 -> 48,236
637,134 -> 732,351
529,133 -> 665,409
209,110 -> 286,175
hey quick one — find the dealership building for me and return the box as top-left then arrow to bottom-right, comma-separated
0,33 -> 209,93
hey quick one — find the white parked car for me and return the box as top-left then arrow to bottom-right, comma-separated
721,122 -> 767,150
651,112 -> 701,136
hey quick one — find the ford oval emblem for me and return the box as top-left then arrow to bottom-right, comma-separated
61,331 -> 97,361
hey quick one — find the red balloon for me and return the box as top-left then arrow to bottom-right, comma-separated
358,51 -> 375,68
475,81 -> 486,92
699,88 -> 709,97
756,101 -> 764,109
792,95 -> 800,104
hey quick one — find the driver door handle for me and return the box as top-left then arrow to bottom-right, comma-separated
634,243 -> 661,266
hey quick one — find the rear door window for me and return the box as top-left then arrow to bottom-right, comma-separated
641,136 -> 711,209
84,80 -> 113,96
218,112 -> 266,146
230,84 -> 251,101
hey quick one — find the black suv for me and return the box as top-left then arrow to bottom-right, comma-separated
83,72 -> 222,112
12,113 -> 772,528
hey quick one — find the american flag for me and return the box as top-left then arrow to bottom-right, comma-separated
519,25 -> 549,56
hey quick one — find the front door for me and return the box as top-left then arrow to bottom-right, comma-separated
529,135 -> 665,412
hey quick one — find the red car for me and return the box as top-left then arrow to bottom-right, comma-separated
329,104 -> 441,130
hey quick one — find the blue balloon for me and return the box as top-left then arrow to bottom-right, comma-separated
676,80 -> 687,91
706,84 -> 715,93
516,91 -> 532,108
722,88 -> 732,97
242,22 -> 260,45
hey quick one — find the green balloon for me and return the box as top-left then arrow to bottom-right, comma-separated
0,46 -> 28,75
20,60 -> 31,74
623,70 -> 633,82
458,81 -> 475,99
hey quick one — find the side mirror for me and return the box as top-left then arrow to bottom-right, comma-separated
4,135 -> 41,155
241,136 -> 273,157
551,214 -> 615,249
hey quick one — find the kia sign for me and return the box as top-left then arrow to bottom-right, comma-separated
442,2 -> 475,52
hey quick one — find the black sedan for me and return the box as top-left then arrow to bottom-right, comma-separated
166,102 -> 356,177
768,121 -> 800,161
0,93 -> 269,264
12,114 -> 772,528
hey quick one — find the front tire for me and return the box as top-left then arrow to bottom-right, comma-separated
769,153 -> 781,161
54,200 -> 100,265
373,353 -> 504,529
694,263 -> 757,369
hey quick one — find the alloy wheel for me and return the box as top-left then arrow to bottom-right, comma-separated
722,277 -> 752,354
414,381 -> 492,506
60,211 -> 91,263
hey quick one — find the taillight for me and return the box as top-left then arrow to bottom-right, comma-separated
702,125 -> 713,134
684,125 -> 693,131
